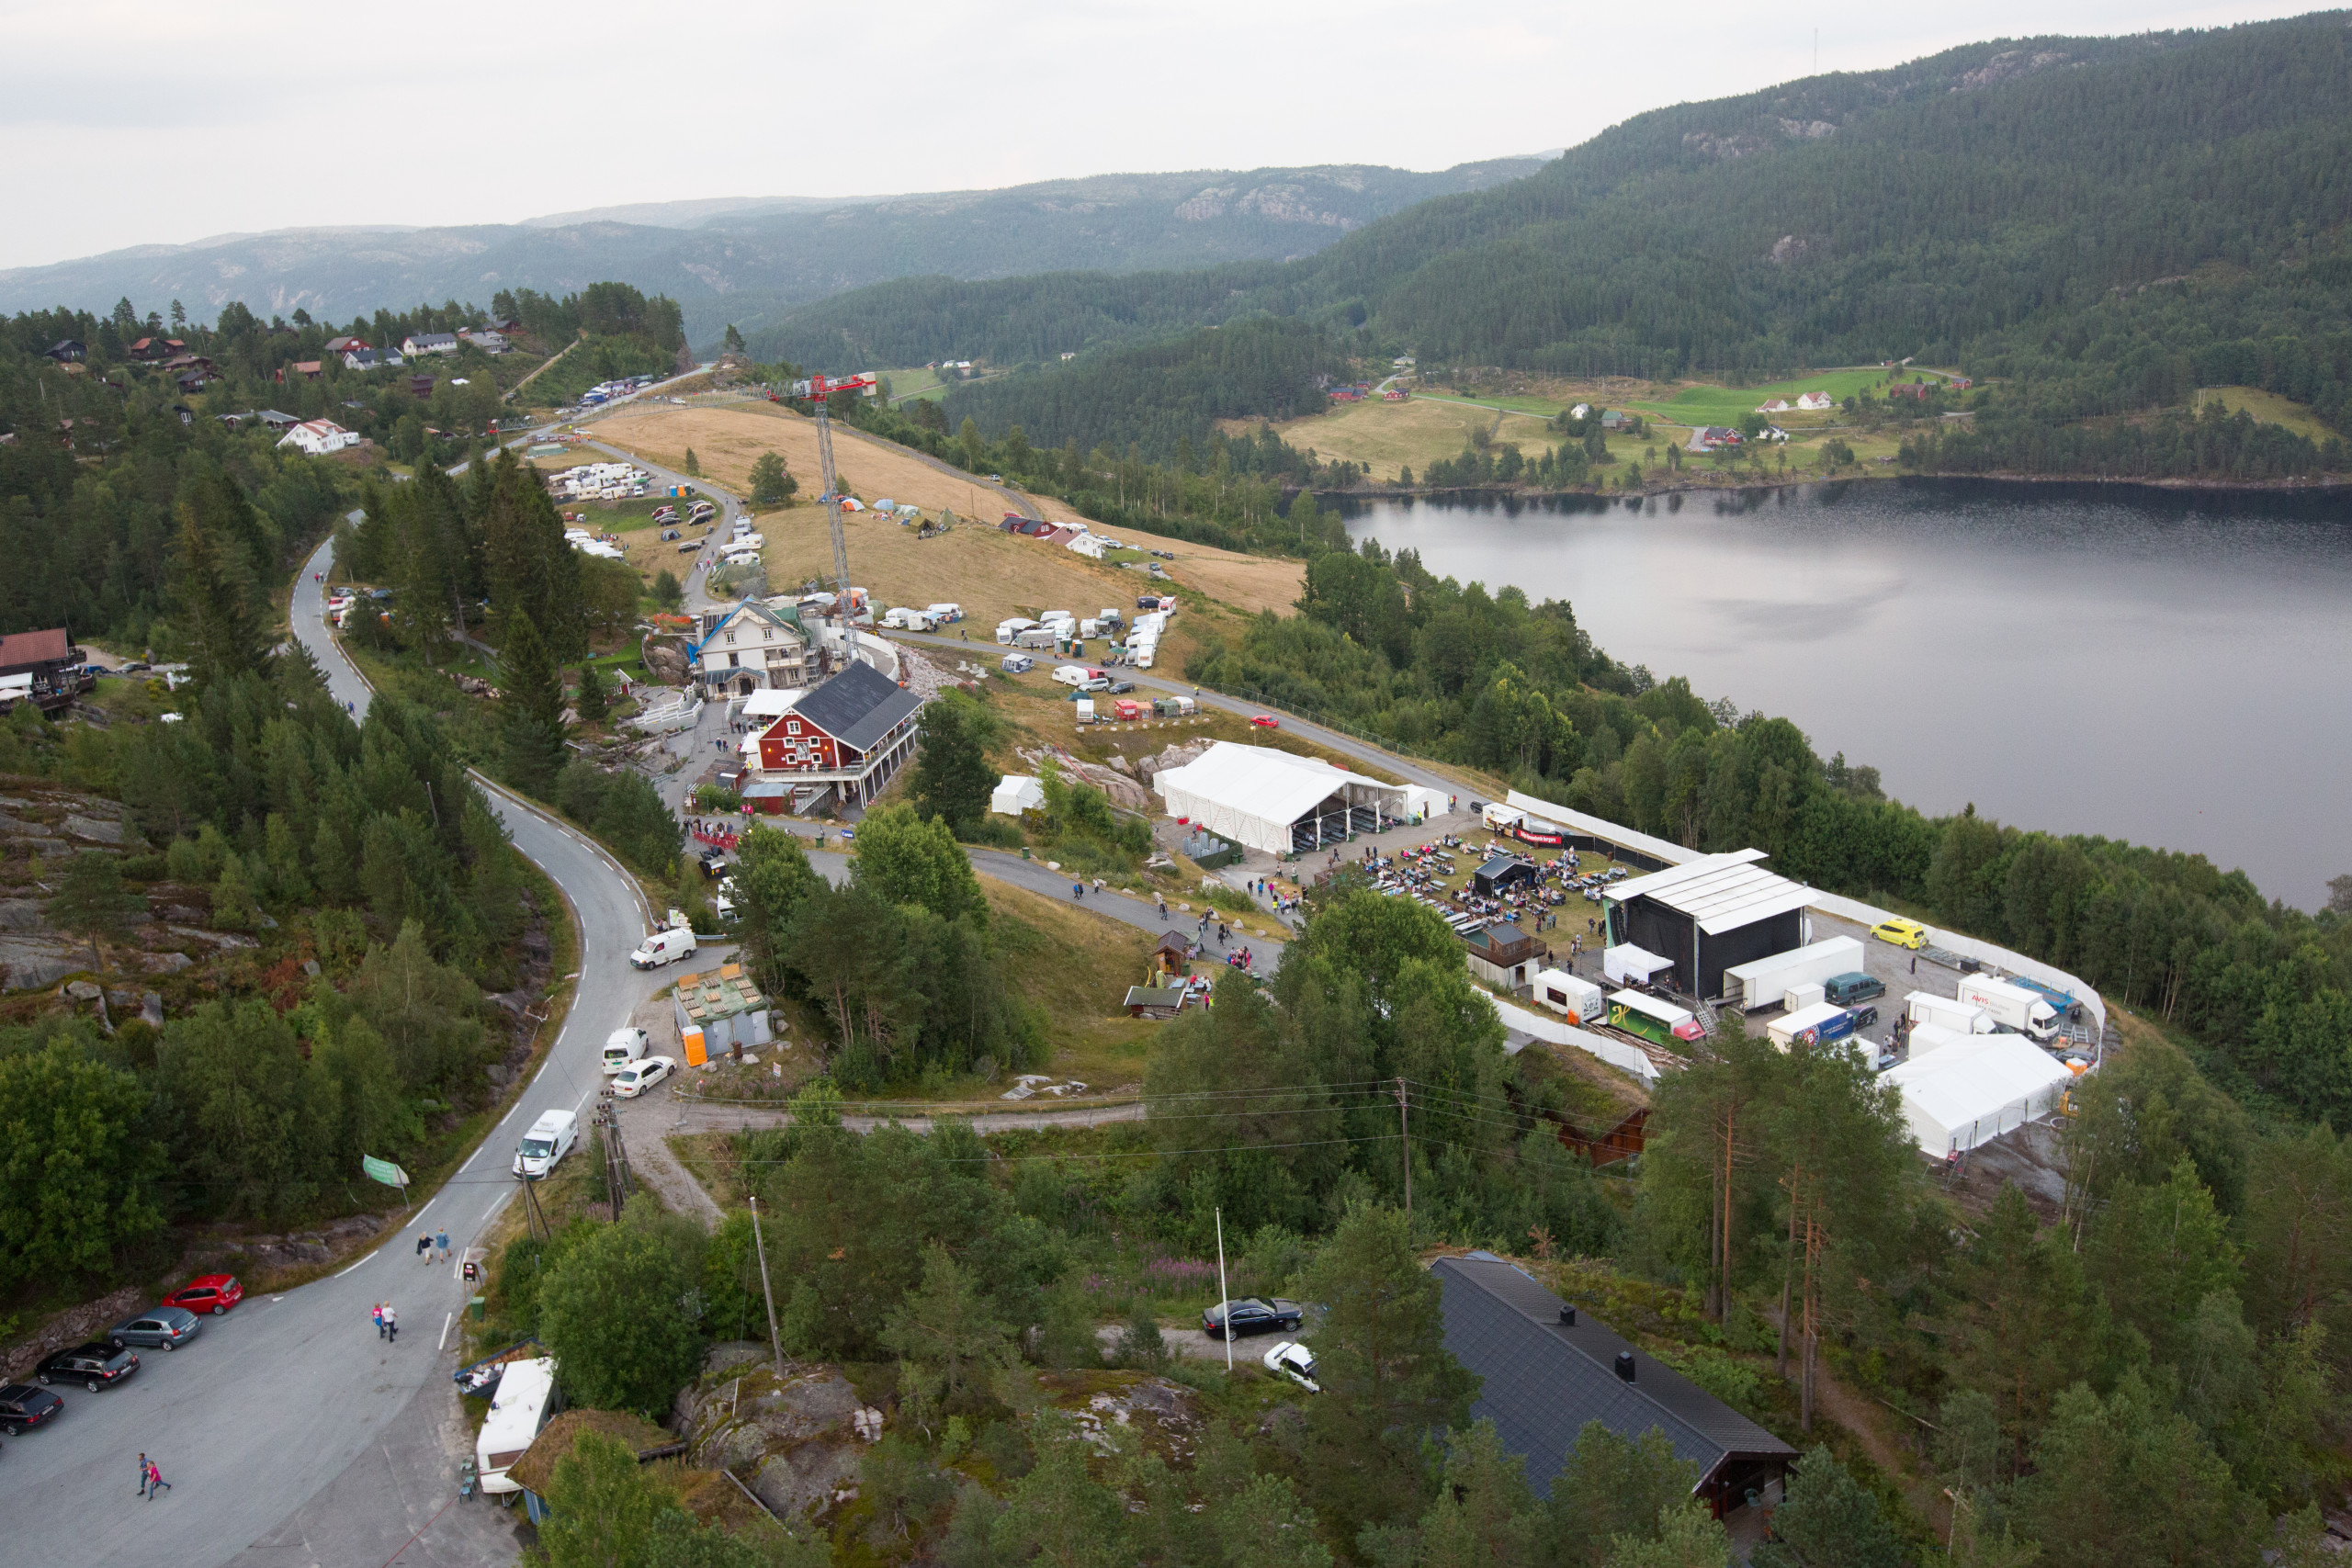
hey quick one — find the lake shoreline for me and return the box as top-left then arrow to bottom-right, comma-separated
1320,468 -> 2349,507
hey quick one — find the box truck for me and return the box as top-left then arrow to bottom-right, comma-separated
1953,976 -> 2062,1044
1769,1001 -> 1861,1052
1721,937 -> 1866,1012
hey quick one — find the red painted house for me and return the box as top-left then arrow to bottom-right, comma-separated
746,660 -> 923,814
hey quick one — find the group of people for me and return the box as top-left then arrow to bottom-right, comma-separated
135,1452 -> 171,1500
372,1302 -> 400,1342
413,1228 -> 451,1263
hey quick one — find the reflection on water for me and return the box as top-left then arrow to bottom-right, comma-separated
1336,479 -> 2352,908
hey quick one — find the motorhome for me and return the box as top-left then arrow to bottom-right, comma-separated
476,1357 -> 559,1496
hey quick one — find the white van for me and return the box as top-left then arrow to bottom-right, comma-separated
630,927 -> 696,969
601,1027 -> 649,1074
513,1110 -> 578,1179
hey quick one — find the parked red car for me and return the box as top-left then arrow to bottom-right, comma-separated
164,1274 -> 244,1316
1250,714 -> 1280,730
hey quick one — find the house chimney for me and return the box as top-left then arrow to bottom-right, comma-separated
1558,1306 -> 1577,1326
1614,1351 -> 1636,1382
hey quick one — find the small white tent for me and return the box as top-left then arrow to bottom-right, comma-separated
1882,1033 -> 2073,1156
990,774 -> 1045,817
1602,944 -> 1674,987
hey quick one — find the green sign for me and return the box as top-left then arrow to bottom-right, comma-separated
361,1155 -> 409,1189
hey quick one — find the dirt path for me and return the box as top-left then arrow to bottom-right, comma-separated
1767,1306 -> 1948,1539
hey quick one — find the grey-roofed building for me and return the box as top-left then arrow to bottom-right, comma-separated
1431,1252 -> 1794,1515
1601,850 -> 1815,1002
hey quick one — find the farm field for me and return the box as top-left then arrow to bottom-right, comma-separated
1249,396 -> 1558,481
2197,385 -> 2334,443
1627,368 -> 1890,428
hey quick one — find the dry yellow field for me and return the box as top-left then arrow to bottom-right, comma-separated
585,403 -> 1305,626
1249,397 -> 1557,480
2198,386 -> 2334,443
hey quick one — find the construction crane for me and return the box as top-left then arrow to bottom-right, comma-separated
791,372 -> 876,621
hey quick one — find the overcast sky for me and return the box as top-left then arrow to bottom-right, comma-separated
0,0 -> 2322,270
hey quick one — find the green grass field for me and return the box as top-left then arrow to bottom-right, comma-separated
1409,391 -> 1565,419
1629,368 -> 1894,427
887,366 -> 949,402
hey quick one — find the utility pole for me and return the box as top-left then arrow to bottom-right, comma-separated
1214,1206 -> 1233,1374
748,1194 -> 785,1380
1396,1077 -> 1411,1215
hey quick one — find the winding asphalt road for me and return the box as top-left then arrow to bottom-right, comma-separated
0,536 -> 684,1568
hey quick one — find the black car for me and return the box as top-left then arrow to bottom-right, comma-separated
0,1384 -> 63,1435
36,1343 -> 138,1393
1107,681 -> 1136,694
1203,1297 -> 1306,1339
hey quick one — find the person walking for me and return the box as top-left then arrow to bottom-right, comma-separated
435,1229 -> 450,1264
415,1232 -> 430,1262
385,1304 -> 398,1344
1910,955 -> 1917,976
145,1458 -> 170,1500
137,1451 -> 151,1499
373,1303 -> 386,1339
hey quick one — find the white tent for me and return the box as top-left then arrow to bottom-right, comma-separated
1154,741 -> 1407,857
1602,943 -> 1674,987
1882,1033 -> 2074,1156
737,687 -> 803,724
990,774 -> 1045,817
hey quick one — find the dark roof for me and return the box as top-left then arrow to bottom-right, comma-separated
0,627 -> 75,671
789,660 -> 921,754
1476,853 -> 1536,883
1431,1253 -> 1794,1499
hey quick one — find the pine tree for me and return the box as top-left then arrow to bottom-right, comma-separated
723,323 -> 746,354
575,660 -> 609,727
909,692 -> 1001,832
48,852 -> 146,974
683,447 -> 701,478
170,497 -> 266,688
499,613 -> 569,795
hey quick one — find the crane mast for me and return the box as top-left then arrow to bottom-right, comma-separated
792,372 -> 876,623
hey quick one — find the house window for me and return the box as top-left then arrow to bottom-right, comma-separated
786,721 -> 800,735
725,632 -> 735,645
763,629 -> 773,642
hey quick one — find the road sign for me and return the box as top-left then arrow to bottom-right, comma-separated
361,1156 -> 410,1189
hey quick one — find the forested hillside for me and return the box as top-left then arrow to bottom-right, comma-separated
0,161 -> 1539,353
783,16 -> 2352,455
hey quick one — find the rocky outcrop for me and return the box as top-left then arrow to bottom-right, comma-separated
675,1359 -> 884,1526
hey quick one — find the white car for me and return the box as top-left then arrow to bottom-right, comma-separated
611,1055 -> 676,1099
1263,1341 -> 1319,1393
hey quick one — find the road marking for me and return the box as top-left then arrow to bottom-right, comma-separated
438,1313 -> 452,1351
413,1196 -> 435,1221
335,1252 -> 375,1278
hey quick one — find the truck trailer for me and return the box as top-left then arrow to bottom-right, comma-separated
1721,936 -> 1865,1011
1953,976 -> 2062,1044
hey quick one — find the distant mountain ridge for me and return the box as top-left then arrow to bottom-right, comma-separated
0,159 -> 1541,350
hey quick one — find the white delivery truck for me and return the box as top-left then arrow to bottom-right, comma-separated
1953,976 -> 2062,1044
1905,991 -> 1992,1034
630,926 -> 696,969
1721,936 -> 1866,1012
601,1027 -> 649,1074
513,1109 -> 579,1179
1532,968 -> 1605,1024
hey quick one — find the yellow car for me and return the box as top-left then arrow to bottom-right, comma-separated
1871,917 -> 1928,950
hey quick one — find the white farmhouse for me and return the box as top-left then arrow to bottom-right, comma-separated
277,419 -> 362,456
402,333 -> 461,357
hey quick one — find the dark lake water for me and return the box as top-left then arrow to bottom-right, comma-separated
1338,479 -> 2352,909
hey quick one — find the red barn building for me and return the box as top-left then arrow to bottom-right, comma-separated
745,660 -> 923,815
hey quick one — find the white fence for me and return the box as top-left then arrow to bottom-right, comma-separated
1493,996 -> 1660,1083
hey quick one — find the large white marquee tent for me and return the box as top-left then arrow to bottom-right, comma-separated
1155,741 -> 1408,857
1881,1032 -> 2075,1157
